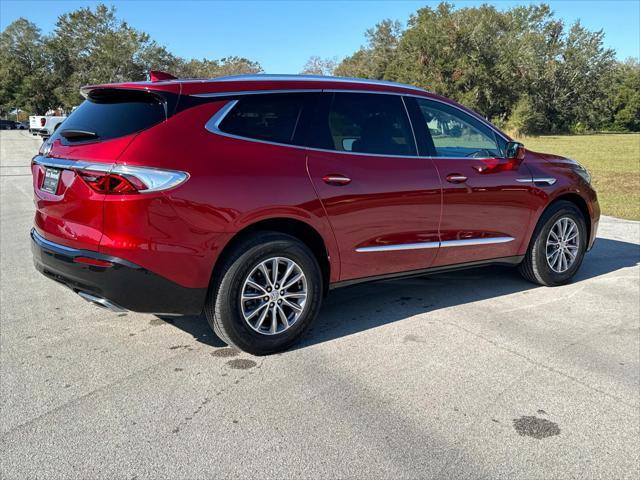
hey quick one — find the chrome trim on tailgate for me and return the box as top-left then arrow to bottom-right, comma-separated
32,155 -> 112,172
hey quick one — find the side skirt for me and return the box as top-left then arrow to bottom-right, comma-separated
328,255 -> 524,290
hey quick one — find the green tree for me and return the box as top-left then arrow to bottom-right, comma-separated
300,56 -> 337,76
338,2 -> 624,134
335,19 -> 402,78
46,4 -> 178,108
0,19 -> 56,114
176,56 -> 262,78
602,59 -> 640,131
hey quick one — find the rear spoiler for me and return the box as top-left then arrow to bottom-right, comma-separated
78,86 -> 182,119
80,78 -> 181,99
148,70 -> 177,82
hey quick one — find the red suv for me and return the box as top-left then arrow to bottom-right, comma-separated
31,74 -> 599,354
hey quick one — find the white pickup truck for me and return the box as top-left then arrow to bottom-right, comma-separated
29,115 -> 66,138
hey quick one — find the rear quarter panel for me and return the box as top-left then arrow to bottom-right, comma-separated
108,101 -> 340,288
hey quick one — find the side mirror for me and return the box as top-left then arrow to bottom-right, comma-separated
505,141 -> 526,161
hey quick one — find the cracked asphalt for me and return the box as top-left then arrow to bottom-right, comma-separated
1,130 -> 639,479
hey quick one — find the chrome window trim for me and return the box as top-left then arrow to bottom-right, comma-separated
204,97 -> 424,158
197,88 -> 509,144
356,236 -> 514,252
202,90 -> 510,157
205,99 -> 239,131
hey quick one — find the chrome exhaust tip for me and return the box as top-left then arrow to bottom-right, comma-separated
77,291 -> 127,313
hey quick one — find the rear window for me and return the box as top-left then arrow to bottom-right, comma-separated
52,89 -> 167,143
218,93 -> 306,144
308,92 -> 417,156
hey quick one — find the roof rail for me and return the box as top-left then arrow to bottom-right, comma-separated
208,74 -> 426,92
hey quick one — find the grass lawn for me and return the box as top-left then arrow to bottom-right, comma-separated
519,133 -> 640,221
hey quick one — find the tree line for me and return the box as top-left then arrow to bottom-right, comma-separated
2,2 -> 638,134
309,3 -> 640,134
0,4 -> 261,116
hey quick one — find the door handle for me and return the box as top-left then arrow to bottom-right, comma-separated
322,175 -> 351,186
446,174 -> 467,183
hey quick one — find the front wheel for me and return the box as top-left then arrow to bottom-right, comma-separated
519,200 -> 587,286
205,232 -> 323,355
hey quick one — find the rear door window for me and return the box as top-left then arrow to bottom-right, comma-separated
218,93 -> 309,144
308,92 -> 417,156
51,89 -> 169,144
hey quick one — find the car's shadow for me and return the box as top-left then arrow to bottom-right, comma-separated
157,237 -> 640,350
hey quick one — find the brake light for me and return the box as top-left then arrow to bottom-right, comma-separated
40,118 -> 46,127
77,165 -> 188,194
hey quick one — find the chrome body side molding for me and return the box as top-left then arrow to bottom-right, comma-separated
356,242 -> 440,253
356,236 -> 514,252
438,237 -> 515,248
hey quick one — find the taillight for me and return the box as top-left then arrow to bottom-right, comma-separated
78,170 -> 143,194
40,118 -> 46,127
77,165 -> 188,194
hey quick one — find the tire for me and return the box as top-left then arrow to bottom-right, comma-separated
519,200 -> 587,286
205,232 -> 323,355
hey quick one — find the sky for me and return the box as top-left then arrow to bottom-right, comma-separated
1,0 -> 639,73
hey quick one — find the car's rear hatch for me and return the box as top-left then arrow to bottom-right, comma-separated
32,85 -> 180,250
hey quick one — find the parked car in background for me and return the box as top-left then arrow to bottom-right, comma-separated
29,115 -> 66,138
30,73 -> 599,355
17,122 -> 29,130
0,119 -> 19,130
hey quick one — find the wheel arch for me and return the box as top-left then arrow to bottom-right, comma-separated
212,217 -> 332,296
528,192 -> 592,250
549,193 -> 592,245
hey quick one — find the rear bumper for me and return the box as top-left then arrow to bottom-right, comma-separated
31,229 -> 207,314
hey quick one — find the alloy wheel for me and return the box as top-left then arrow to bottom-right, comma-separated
240,257 -> 308,335
546,217 -> 580,273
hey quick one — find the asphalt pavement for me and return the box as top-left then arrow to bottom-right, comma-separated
1,130 -> 639,479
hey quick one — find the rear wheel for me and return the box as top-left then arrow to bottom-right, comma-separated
519,200 -> 587,286
205,232 -> 323,355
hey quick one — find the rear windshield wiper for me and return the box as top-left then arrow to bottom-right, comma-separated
59,129 -> 99,140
